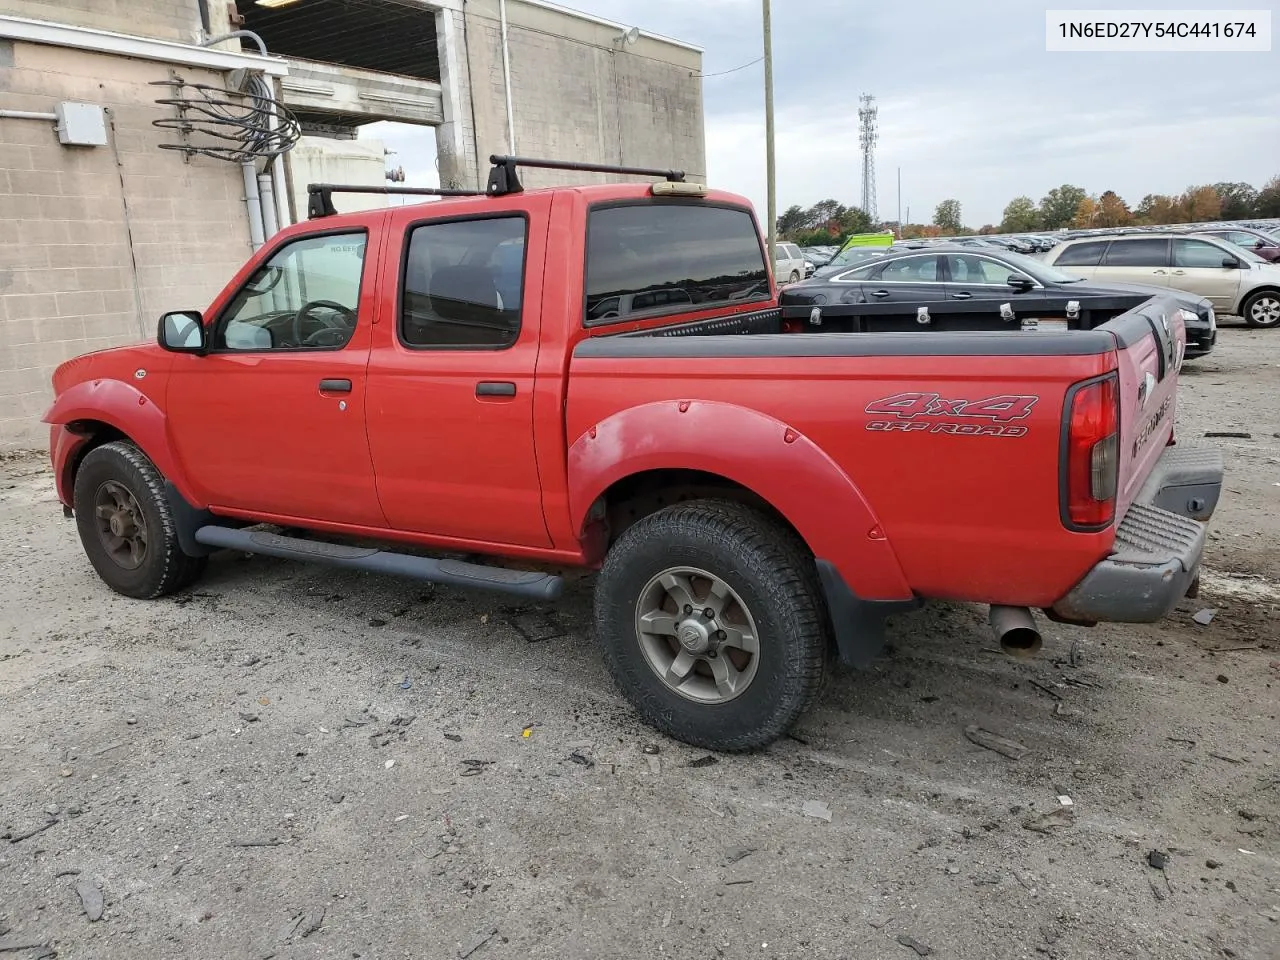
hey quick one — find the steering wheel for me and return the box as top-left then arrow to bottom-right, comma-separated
292,300 -> 357,347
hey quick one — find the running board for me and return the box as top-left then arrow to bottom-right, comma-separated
193,526 -> 564,601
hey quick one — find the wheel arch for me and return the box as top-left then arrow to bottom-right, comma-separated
1239,285 -> 1280,318
567,399 -> 913,604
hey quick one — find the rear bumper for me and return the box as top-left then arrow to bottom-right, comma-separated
1050,445 -> 1223,624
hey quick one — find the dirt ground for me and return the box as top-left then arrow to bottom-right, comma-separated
1,324 -> 1277,960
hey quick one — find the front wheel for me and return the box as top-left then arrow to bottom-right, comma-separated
73,441 -> 207,599
1241,290 -> 1280,328
594,500 -> 829,751
789,271 -> 801,283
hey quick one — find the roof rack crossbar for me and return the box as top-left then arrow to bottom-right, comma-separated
306,183 -> 484,219
486,155 -> 686,196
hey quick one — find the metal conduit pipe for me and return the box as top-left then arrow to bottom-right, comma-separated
0,109 -> 57,121
498,0 -> 517,153
242,162 -> 266,251
257,173 -> 279,238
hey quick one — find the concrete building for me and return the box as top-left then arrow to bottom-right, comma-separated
0,0 -> 704,448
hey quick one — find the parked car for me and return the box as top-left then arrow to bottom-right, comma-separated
791,244 -> 1217,356
43,157 -> 1221,751
774,242 -> 808,284
1045,233 -> 1280,328
1193,227 -> 1280,263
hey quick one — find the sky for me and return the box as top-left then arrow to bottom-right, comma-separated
363,0 -> 1279,228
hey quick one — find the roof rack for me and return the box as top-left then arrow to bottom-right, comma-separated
307,183 -> 484,219
486,155 -> 685,196
307,155 -> 689,218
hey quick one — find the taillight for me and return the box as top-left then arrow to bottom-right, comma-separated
1062,373 -> 1119,530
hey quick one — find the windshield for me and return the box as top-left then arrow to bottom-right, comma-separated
996,250 -> 1086,283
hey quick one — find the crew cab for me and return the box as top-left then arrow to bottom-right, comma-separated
44,156 -> 1224,752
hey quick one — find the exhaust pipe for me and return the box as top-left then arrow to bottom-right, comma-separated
989,605 -> 1043,657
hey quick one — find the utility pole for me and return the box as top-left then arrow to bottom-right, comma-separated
762,0 -> 776,265
897,167 -> 902,236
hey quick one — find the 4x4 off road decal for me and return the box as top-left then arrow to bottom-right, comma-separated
865,392 -> 1038,438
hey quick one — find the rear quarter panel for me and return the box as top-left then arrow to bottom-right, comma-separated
566,335 -> 1120,607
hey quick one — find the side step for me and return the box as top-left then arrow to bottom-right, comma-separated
194,526 -> 564,601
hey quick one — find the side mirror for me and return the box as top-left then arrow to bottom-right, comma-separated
158,311 -> 206,353
1007,274 -> 1035,291
1222,257 -> 1242,269
1255,240 -> 1267,249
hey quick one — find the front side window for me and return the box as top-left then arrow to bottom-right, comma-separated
1101,238 -> 1170,267
585,203 -> 768,324
214,231 -> 367,351
401,216 -> 526,349
1174,239 -> 1230,269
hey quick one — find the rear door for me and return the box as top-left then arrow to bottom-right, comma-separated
1094,237 -> 1172,288
363,198 -> 554,548
1169,237 -> 1244,311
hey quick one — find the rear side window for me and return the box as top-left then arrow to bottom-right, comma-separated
585,203 -> 768,325
401,216 -> 526,349
1054,240 -> 1107,267
1101,238 -> 1169,267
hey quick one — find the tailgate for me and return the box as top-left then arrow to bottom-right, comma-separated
1105,298 -> 1186,521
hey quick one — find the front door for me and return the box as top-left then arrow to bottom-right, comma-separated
363,201 -> 552,548
1169,238 -> 1244,312
166,227 -> 386,528
859,253 -> 947,306
941,252 -> 1047,306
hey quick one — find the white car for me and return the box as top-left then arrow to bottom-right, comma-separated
774,242 -> 808,284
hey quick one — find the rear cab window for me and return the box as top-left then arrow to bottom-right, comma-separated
584,202 -> 769,325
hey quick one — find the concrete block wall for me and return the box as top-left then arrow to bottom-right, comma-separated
0,0 -> 215,43
456,0 -> 705,190
0,40 -> 251,448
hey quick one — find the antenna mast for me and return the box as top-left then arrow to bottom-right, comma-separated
858,94 -> 878,221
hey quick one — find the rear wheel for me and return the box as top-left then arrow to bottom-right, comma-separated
594,500 -> 829,751
788,271 -> 801,283
73,441 -> 206,598
1242,290 -> 1280,328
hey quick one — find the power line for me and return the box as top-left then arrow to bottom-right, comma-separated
691,56 -> 763,79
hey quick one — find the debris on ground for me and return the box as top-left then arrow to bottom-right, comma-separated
642,744 -> 660,755
802,800 -> 832,822
458,925 -> 498,959
963,725 -> 1028,760
1148,849 -> 1168,870
1217,675 -> 1230,684
75,877 -> 104,921
1204,431 -> 1252,439
462,759 -> 495,776
1193,609 -> 1218,626
444,732 -> 462,742
567,751 -> 594,768
724,847 -> 756,865
1022,808 -> 1075,834
896,933 -> 933,956
688,754 -> 718,768
299,906 -> 326,938
1206,859 -> 1222,869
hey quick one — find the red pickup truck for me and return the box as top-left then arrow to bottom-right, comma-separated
44,157 -> 1223,751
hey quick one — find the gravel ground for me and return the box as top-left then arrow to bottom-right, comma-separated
1,326 -> 1278,960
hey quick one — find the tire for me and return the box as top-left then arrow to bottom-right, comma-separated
594,499 -> 829,751
73,441 -> 207,599
788,271 -> 801,283
1241,290 -> 1280,328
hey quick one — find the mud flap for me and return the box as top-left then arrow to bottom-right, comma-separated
815,559 -> 919,668
164,481 -> 218,558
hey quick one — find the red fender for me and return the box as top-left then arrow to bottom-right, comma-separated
567,399 -> 912,601
42,378 -> 200,508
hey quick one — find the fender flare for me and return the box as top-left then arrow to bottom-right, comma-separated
567,399 -> 914,607
42,378 -> 202,508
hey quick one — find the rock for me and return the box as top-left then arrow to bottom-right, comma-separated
328,792 -> 345,804
76,877 -> 104,922
238,712 -> 259,723
1226,880 -> 1237,892
1193,609 -> 1217,626
896,934 -> 933,956
688,754 -> 718,768
1216,674 -> 1229,684
802,800 -> 832,822
642,744 -> 660,755
299,906 -> 325,937
368,619 -> 387,628
1238,810 -> 1259,821
126,717 -> 137,725
1147,850 -> 1168,870
1206,859 -> 1221,869
43,805 -> 59,817
443,732 -> 462,742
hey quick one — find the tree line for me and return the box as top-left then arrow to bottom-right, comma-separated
778,175 -> 1280,245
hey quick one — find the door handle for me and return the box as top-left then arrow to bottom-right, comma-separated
951,291 -> 972,299
1152,269 -> 1167,275
476,381 -> 516,398
318,378 -> 352,393
870,290 -> 890,298
1171,270 -> 1186,276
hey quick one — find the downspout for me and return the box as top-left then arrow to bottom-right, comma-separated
242,162 -> 266,251
498,0 -> 517,153
196,0 -> 211,34
257,172 -> 279,238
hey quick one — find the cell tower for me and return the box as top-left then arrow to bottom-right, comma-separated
858,94 -> 878,221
